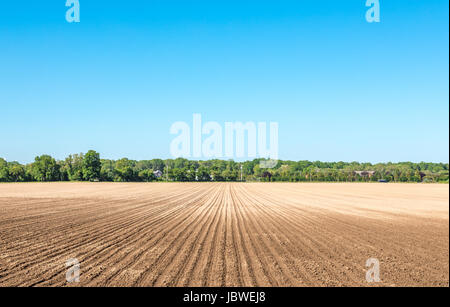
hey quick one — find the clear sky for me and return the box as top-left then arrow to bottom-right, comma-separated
0,0 -> 448,163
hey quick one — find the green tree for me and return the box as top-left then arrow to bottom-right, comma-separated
185,168 -> 196,181
31,155 -> 60,182
170,168 -> 188,181
63,154 -> 84,181
82,150 -> 101,181
100,159 -> 115,181
411,170 -> 421,182
0,154 -> 448,184
114,158 -> 135,182
138,169 -> 156,182
0,158 -> 10,182
9,163 -> 26,182
197,166 -> 211,181
152,159 -> 165,173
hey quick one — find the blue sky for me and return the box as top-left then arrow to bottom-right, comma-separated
0,0 -> 448,163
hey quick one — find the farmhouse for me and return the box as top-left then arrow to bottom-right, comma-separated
153,170 -> 163,178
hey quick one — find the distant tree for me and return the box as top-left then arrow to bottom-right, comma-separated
134,160 -> 152,174
413,171 -> 421,182
0,158 -> 9,182
173,158 -> 189,169
1,152 -> 449,183
100,159 -> 115,181
82,150 -> 101,181
152,159 -> 165,172
114,158 -> 135,182
262,171 -> 272,182
138,169 -> 156,182
171,168 -> 188,182
57,160 -> 69,181
185,167 -> 196,181
221,169 -> 232,181
9,163 -> 26,182
63,154 -> 84,181
438,171 -> 449,182
31,155 -> 60,182
210,169 -> 224,181
24,164 -> 34,181
197,166 -> 211,181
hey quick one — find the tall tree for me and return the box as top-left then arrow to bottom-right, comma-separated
0,158 -> 9,182
114,158 -> 135,182
31,155 -> 60,182
9,163 -> 26,182
82,150 -> 101,181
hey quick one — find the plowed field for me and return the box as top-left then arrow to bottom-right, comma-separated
0,182 -> 448,287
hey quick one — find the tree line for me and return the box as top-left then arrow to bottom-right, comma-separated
0,150 -> 448,183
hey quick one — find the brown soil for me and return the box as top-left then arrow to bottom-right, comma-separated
0,182 -> 448,287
